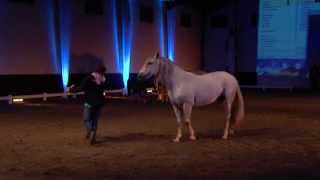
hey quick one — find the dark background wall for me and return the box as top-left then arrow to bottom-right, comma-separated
0,0 -> 201,75
203,0 -> 258,85
1,0 -> 319,95
0,0 -> 202,95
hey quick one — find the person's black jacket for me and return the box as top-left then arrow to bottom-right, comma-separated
72,74 -> 107,107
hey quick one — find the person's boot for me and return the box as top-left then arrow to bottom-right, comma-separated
85,129 -> 91,139
90,130 -> 96,145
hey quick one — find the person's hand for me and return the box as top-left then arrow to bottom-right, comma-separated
103,90 -> 108,97
66,85 -> 75,93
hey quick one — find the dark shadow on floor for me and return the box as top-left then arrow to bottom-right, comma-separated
198,128 -> 278,139
95,133 -> 172,145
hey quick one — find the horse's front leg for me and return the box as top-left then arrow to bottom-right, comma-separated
172,105 -> 183,143
183,103 -> 196,141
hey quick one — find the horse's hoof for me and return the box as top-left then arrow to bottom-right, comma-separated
172,138 -> 180,143
190,136 -> 197,141
229,129 -> 235,135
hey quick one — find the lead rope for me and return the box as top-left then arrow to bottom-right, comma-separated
154,61 -> 169,102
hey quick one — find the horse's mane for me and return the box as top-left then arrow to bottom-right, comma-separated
157,57 -> 181,73
153,56 -> 174,102
157,56 -> 173,65
158,57 -> 203,75
157,57 -> 191,73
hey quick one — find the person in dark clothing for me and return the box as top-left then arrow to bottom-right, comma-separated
67,64 -> 107,145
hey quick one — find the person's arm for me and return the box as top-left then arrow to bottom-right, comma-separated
67,75 -> 92,93
102,76 -> 109,96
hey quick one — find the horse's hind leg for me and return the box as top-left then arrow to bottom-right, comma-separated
172,105 -> 183,143
223,99 -> 232,140
183,103 -> 196,141
222,101 -> 231,139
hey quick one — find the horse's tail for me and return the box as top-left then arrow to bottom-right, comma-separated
233,85 -> 245,127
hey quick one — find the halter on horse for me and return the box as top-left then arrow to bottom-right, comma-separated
154,73 -> 169,102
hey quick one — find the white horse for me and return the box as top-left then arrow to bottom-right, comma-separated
138,53 -> 245,142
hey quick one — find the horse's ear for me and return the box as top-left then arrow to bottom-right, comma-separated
154,52 -> 160,59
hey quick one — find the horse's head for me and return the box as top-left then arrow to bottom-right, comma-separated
138,52 -> 161,80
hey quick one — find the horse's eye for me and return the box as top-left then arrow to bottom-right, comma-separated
147,62 -> 153,65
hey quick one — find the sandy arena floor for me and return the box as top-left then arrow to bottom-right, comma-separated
0,93 -> 320,179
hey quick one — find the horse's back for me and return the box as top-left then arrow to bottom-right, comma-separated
170,71 -> 239,106
183,71 -> 238,91
208,71 -> 240,97
181,71 -> 235,106
207,71 -> 238,85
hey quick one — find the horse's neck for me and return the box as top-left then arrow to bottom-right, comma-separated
159,61 -> 187,90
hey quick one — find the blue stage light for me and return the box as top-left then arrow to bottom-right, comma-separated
43,0 -> 59,73
43,0 -> 72,90
111,0 -> 134,91
59,0 -> 72,90
167,9 -> 175,61
156,0 -> 175,61
156,0 -> 166,57
111,0 -> 122,73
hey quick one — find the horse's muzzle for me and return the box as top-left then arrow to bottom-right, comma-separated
137,72 -> 153,81
137,73 -> 145,80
